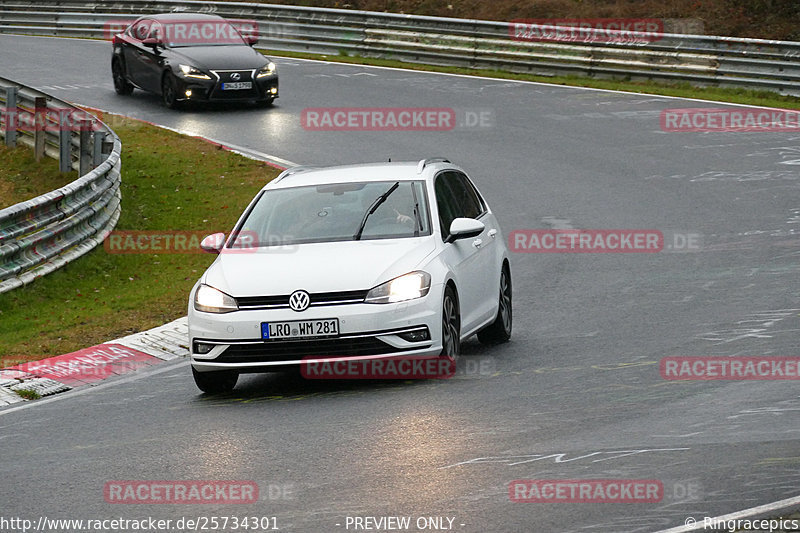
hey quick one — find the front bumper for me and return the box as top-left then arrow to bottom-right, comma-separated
175,69 -> 278,102
189,296 -> 442,373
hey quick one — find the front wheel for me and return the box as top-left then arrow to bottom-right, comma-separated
440,285 -> 461,360
161,72 -> 180,109
192,367 -> 238,394
112,59 -> 133,95
477,265 -> 512,344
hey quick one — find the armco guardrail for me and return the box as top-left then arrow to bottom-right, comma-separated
0,76 -> 121,293
0,0 -> 799,96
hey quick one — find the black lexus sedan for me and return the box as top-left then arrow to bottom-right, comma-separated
111,13 -> 278,108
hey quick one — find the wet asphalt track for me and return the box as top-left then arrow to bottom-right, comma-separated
1,34 -> 799,532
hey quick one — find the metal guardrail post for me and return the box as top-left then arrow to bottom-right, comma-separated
59,122 -> 72,172
2,85 -> 17,147
78,118 -> 92,176
33,95 -> 46,161
102,138 -> 114,157
0,74 -> 123,294
93,131 -> 105,167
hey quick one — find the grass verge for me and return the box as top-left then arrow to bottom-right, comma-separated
0,144 -> 77,210
13,388 -> 41,400
260,48 -> 800,110
0,114 -> 280,362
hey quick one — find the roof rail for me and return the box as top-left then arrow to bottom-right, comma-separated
274,165 -> 317,183
416,157 -> 450,174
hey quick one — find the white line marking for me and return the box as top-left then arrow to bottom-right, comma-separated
656,494 -> 800,532
0,359 -> 188,417
69,103 -> 298,168
277,56 -> 792,111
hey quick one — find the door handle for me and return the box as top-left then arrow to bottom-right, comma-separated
472,239 -> 483,248
488,229 -> 497,239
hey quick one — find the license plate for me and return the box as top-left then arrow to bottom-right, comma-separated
262,319 -> 339,340
222,82 -> 252,90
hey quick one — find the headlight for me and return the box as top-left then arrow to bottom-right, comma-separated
365,271 -> 431,304
179,64 -> 211,80
256,62 -> 276,78
194,284 -> 238,313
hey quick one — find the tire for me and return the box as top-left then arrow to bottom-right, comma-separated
440,285 -> 461,360
192,367 -> 238,394
477,264 -> 512,344
161,72 -> 180,109
112,59 -> 133,96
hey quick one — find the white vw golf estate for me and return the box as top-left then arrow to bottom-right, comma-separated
188,158 -> 512,393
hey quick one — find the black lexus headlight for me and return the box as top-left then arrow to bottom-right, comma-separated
179,64 -> 211,80
256,62 -> 277,78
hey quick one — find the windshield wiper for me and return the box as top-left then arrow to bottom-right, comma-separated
354,182 -> 400,241
410,183 -> 422,237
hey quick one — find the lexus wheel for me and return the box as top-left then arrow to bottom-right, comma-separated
112,59 -> 133,96
162,72 -> 179,109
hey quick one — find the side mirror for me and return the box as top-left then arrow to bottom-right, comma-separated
142,37 -> 163,48
200,233 -> 226,254
244,35 -> 259,46
447,218 -> 484,242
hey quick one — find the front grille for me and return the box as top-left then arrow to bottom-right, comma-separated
210,69 -> 258,99
237,289 -> 369,310
215,336 -> 418,363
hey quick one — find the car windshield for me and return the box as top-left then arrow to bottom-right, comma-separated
160,20 -> 246,47
228,181 -> 432,248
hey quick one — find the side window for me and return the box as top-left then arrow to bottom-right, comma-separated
452,172 -> 485,220
129,20 -> 152,41
435,173 -> 459,241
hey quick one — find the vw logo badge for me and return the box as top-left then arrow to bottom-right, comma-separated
230,72 -> 241,81
289,290 -> 310,312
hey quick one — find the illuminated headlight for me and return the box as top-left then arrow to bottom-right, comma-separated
179,64 -> 211,80
194,284 -> 238,313
256,62 -> 276,78
365,271 -> 431,304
